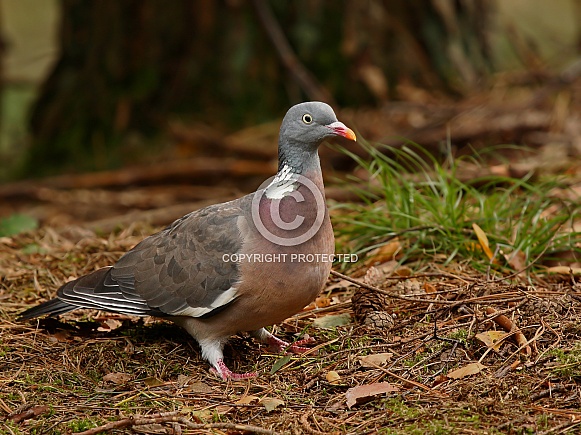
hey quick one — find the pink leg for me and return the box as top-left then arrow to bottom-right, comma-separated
211,359 -> 256,380
265,334 -> 316,354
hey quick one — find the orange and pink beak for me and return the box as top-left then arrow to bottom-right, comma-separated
327,121 -> 357,142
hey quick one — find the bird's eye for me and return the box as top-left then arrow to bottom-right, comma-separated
302,113 -> 313,124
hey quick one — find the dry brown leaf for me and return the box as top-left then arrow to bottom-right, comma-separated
472,223 -> 495,261
506,249 -> 527,272
546,266 -> 581,275
7,405 -> 50,423
326,370 -> 341,384
346,382 -> 399,408
186,382 -> 213,393
475,331 -> 508,352
49,331 -> 71,343
236,395 -> 260,405
447,362 -> 486,379
394,265 -> 413,277
189,409 -> 214,420
304,295 -> 332,311
364,241 -> 401,266
215,404 -> 233,415
97,318 -> 123,332
432,374 -> 449,387
312,313 -> 351,329
260,397 -> 285,412
359,352 -> 393,368
103,372 -> 132,385
423,283 -> 437,294
143,377 -> 164,387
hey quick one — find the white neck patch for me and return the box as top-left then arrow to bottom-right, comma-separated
265,164 -> 300,199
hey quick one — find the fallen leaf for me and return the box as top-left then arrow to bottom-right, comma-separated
326,370 -> 341,384
359,352 -> 393,368
346,382 -> 399,408
304,295 -> 332,311
143,377 -> 164,387
49,331 -> 71,343
235,395 -> 260,405
423,283 -> 437,294
432,374 -> 448,387
187,382 -> 213,393
177,374 -> 191,387
472,223 -> 495,261
215,404 -> 233,414
97,318 -> 123,332
447,362 -> 486,379
506,249 -> 527,272
394,266 -> 413,277
7,405 -> 50,423
475,331 -> 508,352
546,266 -> 581,275
260,397 -> 285,412
313,313 -> 351,329
103,372 -> 132,385
270,354 -> 292,374
364,241 -> 401,266
188,409 -> 214,421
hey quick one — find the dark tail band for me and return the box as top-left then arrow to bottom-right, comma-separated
18,298 -> 76,321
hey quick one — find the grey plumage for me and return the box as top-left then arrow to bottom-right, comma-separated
19,101 -> 356,379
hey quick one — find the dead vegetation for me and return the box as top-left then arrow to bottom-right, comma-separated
1,224 -> 581,434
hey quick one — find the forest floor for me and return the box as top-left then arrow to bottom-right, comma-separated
1,225 -> 580,435
2,73 -> 581,434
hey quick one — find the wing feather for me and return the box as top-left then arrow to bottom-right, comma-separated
52,195 -> 251,319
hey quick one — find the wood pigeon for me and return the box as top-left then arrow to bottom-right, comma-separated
19,101 -> 357,379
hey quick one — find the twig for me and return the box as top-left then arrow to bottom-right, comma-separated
73,411 -> 279,435
251,0 -> 334,104
368,362 -> 447,397
537,420 -> 581,435
330,270 -> 526,305
494,416 -> 531,431
481,299 -> 528,321
6,405 -> 49,423
300,409 -> 328,435
529,385 -> 567,401
502,324 -> 545,364
331,270 -> 455,304
485,306 -> 531,355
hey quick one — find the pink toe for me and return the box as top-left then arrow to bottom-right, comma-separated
213,359 -> 256,380
267,335 -> 316,354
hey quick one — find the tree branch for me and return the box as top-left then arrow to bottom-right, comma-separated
251,0 -> 335,104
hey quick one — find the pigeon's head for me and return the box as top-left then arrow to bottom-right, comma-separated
279,102 -> 356,151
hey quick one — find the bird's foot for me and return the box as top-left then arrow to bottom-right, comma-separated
211,359 -> 256,380
267,334 -> 316,354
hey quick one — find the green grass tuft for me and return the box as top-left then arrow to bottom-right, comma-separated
332,141 -> 580,274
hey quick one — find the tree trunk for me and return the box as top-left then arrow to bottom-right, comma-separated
25,0 -> 494,176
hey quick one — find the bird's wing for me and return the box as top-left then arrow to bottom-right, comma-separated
57,196 -> 251,318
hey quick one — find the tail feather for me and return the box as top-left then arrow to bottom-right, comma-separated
18,298 -> 76,320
